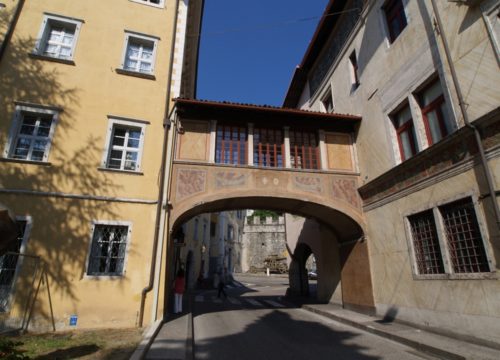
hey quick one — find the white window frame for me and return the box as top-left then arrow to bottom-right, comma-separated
0,216 -> 32,313
101,117 -> 147,172
3,104 -> 59,162
129,0 -> 165,8
33,13 -> 83,60
404,194 -> 495,280
120,31 -> 159,75
84,220 -> 132,279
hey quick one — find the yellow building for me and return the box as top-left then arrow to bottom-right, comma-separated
0,0 -> 203,331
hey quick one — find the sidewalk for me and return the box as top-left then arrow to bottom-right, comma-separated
301,303 -> 500,360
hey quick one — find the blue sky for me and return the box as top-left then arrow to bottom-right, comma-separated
196,0 -> 328,106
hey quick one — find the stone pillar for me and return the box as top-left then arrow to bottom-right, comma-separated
318,129 -> 328,170
209,120 -> 217,163
247,123 -> 254,166
284,126 -> 291,168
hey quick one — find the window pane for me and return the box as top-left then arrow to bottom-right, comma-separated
37,118 -> 53,137
20,116 -> 37,135
426,109 -> 442,143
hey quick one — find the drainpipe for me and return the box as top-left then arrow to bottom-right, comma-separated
430,0 -> 500,228
0,0 -> 25,63
138,0 -> 181,328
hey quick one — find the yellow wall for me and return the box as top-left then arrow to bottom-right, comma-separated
0,0 -> 178,330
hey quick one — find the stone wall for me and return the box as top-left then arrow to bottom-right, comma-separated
241,216 -> 287,273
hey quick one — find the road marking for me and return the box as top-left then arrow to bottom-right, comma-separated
211,296 -> 222,304
227,297 -> 241,305
195,295 -> 204,302
263,300 -> 284,308
244,298 -> 263,307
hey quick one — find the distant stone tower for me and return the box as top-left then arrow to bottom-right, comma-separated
240,214 -> 287,273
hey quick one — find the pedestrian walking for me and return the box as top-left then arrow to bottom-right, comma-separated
173,269 -> 185,313
217,268 -> 227,298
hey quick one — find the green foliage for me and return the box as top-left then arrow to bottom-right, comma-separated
252,210 -> 280,219
0,338 -> 29,360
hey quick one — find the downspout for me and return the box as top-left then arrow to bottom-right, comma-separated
0,0 -> 25,63
138,0 -> 181,328
430,0 -> 500,228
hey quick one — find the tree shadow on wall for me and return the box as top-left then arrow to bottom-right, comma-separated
0,8 -> 127,330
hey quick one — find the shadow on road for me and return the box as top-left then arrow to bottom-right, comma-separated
194,310 -> 381,360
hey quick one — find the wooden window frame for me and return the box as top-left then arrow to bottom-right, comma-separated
420,93 -> 448,146
383,0 -> 407,43
391,105 -> 417,162
215,124 -> 247,165
289,129 -> 320,170
253,127 -> 284,168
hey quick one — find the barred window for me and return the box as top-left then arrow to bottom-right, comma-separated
87,224 -> 129,276
0,220 -> 28,312
253,127 -> 283,167
215,125 -> 247,165
408,210 -> 445,275
440,198 -> 489,273
289,130 -> 320,170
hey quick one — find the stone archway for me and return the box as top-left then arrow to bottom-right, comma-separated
166,188 -> 375,313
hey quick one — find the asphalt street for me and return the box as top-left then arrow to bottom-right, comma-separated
192,274 -> 436,360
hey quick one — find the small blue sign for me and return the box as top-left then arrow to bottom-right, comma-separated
69,315 -> 78,326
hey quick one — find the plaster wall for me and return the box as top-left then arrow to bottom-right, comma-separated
0,0 -> 177,199
0,0 -> 182,330
285,214 -> 343,304
300,0 -> 500,183
0,193 -> 157,331
366,163 -> 500,343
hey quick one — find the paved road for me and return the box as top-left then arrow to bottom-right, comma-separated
192,274 -> 435,360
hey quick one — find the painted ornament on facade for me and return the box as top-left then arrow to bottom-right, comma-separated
332,178 -> 361,210
176,169 -> 207,200
215,171 -> 247,188
293,176 -> 322,194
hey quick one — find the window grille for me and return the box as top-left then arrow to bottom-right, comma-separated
440,198 -> 489,273
289,130 -> 320,170
408,210 -> 445,275
215,125 -> 247,165
253,127 -> 283,167
0,221 -> 27,312
87,225 -> 129,276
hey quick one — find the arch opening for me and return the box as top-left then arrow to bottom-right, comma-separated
163,195 -> 375,316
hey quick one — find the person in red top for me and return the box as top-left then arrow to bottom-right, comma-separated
173,269 -> 185,314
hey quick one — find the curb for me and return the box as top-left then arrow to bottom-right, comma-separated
129,319 -> 164,360
302,305 -> 465,360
